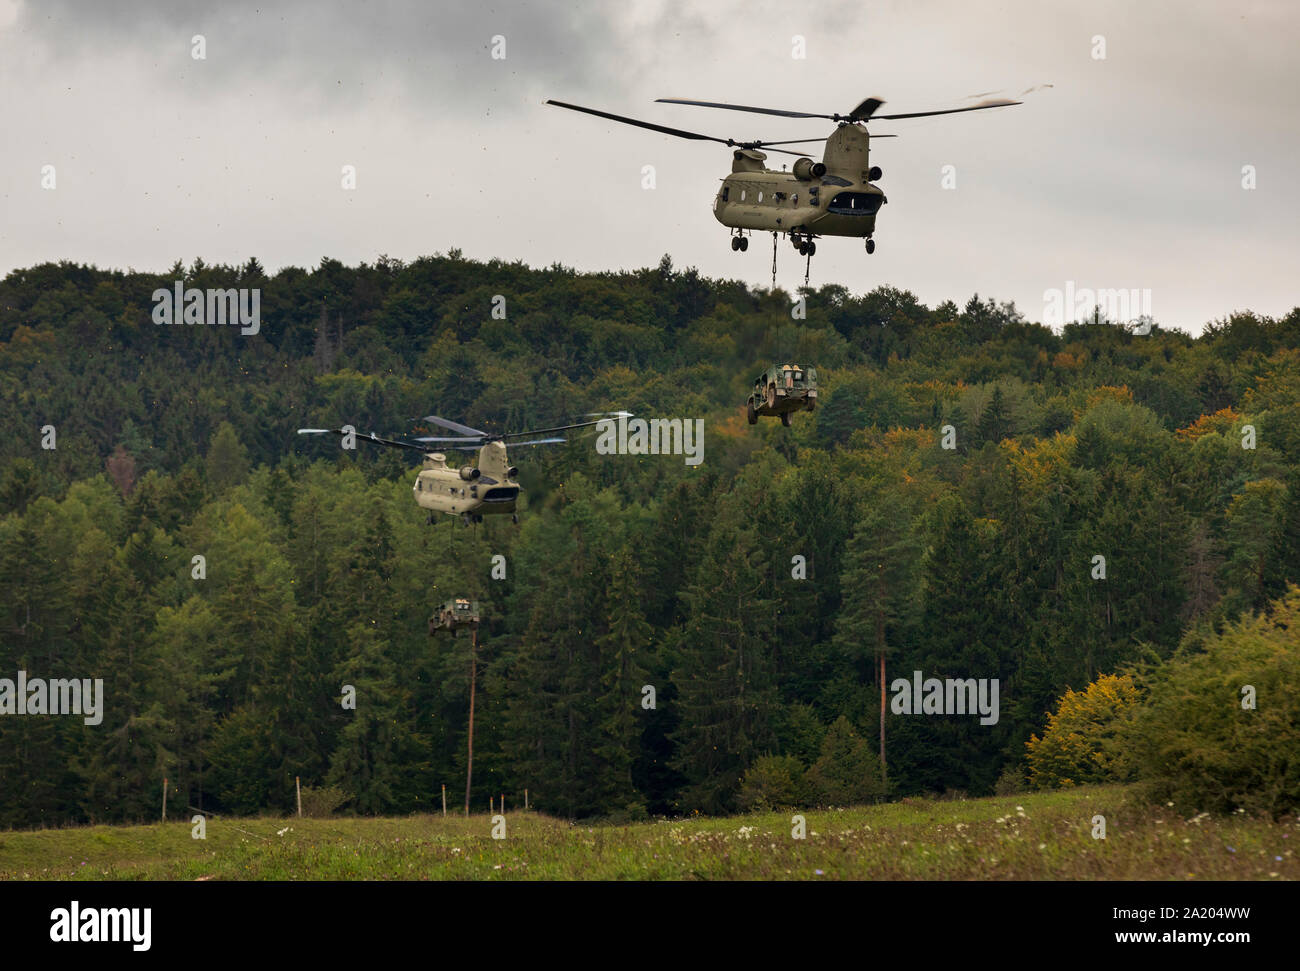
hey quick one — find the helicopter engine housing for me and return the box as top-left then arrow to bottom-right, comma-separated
459,466 -> 481,481
792,158 -> 827,181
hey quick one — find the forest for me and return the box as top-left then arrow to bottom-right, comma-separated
1,251 -> 1297,827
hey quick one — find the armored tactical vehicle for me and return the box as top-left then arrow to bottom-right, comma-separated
747,364 -> 818,426
429,598 -> 481,636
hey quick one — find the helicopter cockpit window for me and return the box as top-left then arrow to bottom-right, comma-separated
721,186 -> 730,202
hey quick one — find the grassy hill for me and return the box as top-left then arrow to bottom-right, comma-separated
2,786 -> 1294,880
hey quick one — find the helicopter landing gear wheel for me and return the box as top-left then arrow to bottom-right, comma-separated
731,236 -> 741,251
798,241 -> 808,256
738,236 -> 748,251
866,238 -> 875,254
807,241 -> 816,256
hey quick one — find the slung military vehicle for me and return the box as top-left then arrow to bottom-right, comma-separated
298,413 -> 629,525
748,364 -> 818,426
547,94 -> 1019,278
429,598 -> 480,636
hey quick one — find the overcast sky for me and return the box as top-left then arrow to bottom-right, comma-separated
2,0 -> 1295,333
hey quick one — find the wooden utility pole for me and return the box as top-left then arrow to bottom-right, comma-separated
464,629 -> 478,815
441,784 -> 446,817
162,778 -> 168,822
879,650 -> 887,786
877,566 -> 888,788
296,776 -> 302,817
524,788 -> 529,810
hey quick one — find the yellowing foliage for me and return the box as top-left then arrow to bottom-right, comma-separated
1025,674 -> 1141,790
1085,385 -> 1134,408
1000,433 -> 1077,493
1175,407 -> 1241,442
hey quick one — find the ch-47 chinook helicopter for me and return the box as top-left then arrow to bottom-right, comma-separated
547,94 -> 1020,282
297,413 -> 627,526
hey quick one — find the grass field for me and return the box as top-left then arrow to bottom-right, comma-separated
1,786 -> 1295,880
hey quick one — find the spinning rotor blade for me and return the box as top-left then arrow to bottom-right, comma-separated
546,101 -> 820,157
656,97 -> 835,120
499,413 -> 633,440
657,95 -> 1020,124
412,435 -> 486,444
298,428 -> 429,453
548,100 -> 731,144
874,98 -> 1021,120
506,437 -> 568,448
416,415 -> 488,437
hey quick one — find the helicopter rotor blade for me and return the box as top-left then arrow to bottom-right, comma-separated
656,97 -> 835,121
874,98 -> 1021,120
657,95 -> 1020,124
849,97 -> 885,121
547,101 -> 814,156
505,437 -> 568,448
412,435 -> 486,444
298,428 -> 429,453
499,414 -> 633,439
547,100 -> 734,145
755,137 -> 829,147
416,415 -> 488,437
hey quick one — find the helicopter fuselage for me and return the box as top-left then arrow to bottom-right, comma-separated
413,441 -> 520,519
713,124 -> 885,239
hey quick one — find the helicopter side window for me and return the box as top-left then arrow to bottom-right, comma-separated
740,189 -> 746,201
757,191 -> 764,203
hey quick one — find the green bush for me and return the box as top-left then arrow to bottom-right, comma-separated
1121,586 -> 1300,817
805,716 -> 887,807
737,755 -> 806,812
298,785 -> 348,818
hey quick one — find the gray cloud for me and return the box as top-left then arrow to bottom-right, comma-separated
2,0 -> 1296,332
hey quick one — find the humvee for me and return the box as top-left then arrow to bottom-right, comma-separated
746,364 -> 818,426
429,598 -> 481,636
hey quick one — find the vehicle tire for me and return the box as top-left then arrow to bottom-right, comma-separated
866,239 -> 876,254
766,384 -> 776,408
781,411 -> 792,427
746,400 -> 758,425
739,237 -> 749,251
